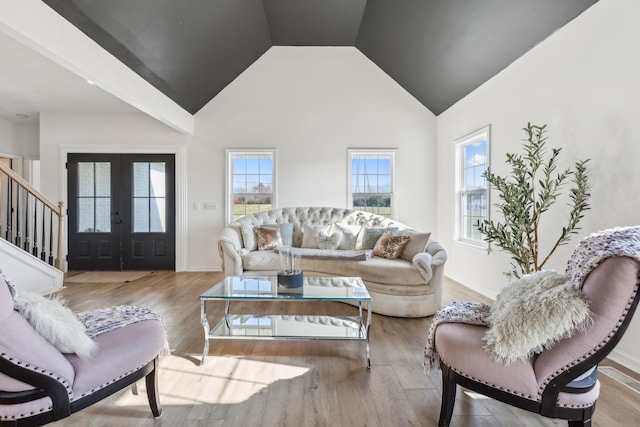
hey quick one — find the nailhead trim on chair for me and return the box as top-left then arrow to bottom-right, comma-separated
0,351 -> 73,420
536,283 -> 639,400
449,366 -> 539,401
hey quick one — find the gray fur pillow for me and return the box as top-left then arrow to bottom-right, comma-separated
483,270 -> 592,365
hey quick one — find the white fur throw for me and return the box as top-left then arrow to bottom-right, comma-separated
483,270 -> 592,365
14,291 -> 98,359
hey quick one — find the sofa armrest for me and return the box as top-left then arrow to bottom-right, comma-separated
425,239 -> 448,310
218,226 -> 244,276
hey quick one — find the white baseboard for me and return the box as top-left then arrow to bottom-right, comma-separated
185,265 -> 223,272
608,349 -> 640,375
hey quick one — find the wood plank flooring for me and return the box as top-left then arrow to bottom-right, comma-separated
50,272 -> 640,427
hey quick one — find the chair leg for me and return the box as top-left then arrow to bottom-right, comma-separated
438,364 -> 457,427
145,357 -> 162,418
568,419 -> 591,427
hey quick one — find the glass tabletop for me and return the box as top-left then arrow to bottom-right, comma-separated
200,276 -> 371,301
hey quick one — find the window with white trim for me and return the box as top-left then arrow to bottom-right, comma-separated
348,149 -> 395,218
226,150 -> 275,223
455,126 -> 490,247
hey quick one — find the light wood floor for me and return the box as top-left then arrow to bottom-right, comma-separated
51,271 -> 640,427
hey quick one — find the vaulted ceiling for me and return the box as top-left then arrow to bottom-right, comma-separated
42,0 -> 598,116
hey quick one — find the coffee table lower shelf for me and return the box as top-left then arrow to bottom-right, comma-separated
199,276 -> 372,368
202,312 -> 371,368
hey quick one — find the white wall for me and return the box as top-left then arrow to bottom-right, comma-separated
436,0 -> 640,371
34,47 -> 436,272
0,117 -> 39,157
196,46 -> 437,235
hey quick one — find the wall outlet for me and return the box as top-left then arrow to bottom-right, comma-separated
204,202 -> 217,210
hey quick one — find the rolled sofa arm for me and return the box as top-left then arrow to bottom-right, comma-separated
217,226 -> 244,276
425,239 -> 448,310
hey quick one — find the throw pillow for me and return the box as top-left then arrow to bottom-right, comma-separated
14,291 -> 98,359
358,227 -> 399,250
301,223 -> 332,249
317,231 -> 343,250
263,223 -> 294,247
372,231 -> 392,257
255,226 -> 282,251
240,224 -> 258,251
372,231 -> 411,259
483,270 -> 593,365
334,223 -> 362,250
400,229 -> 432,261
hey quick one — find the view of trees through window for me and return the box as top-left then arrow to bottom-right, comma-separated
350,151 -> 394,218
456,126 -> 490,246
230,152 -> 274,221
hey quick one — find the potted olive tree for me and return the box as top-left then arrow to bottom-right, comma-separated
478,123 -> 591,278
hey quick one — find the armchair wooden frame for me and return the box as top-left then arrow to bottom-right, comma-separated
438,279 -> 640,427
0,356 -> 161,427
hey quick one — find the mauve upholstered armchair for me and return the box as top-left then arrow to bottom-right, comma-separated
0,279 -> 167,426
434,254 -> 640,427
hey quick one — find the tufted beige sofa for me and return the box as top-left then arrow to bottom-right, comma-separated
217,207 -> 447,318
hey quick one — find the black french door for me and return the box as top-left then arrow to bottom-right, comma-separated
67,153 -> 175,271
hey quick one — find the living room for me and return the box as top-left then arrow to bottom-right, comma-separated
1,0 -> 640,425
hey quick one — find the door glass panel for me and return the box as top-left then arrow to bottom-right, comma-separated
134,163 -> 149,197
78,198 -> 95,232
77,162 -> 111,233
95,163 -> 111,197
150,198 -> 165,232
95,198 -> 111,232
78,163 -> 94,197
150,162 -> 166,196
134,198 -> 149,232
133,162 -> 166,233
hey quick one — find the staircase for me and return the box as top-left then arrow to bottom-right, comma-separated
0,162 -> 64,294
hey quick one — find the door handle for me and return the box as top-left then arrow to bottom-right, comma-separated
113,219 -> 122,224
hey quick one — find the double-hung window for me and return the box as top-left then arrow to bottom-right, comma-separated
348,149 -> 395,218
455,126 -> 490,247
226,150 -> 276,223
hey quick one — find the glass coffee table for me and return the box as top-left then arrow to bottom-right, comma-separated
199,275 -> 372,367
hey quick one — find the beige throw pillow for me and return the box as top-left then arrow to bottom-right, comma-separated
400,229 -> 432,261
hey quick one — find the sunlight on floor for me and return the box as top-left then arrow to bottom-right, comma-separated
114,354 -> 309,407
463,390 -> 490,400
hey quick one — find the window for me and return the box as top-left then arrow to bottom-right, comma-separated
455,126 -> 490,247
77,161 -> 111,233
133,161 -> 167,233
348,149 -> 395,218
226,150 -> 275,222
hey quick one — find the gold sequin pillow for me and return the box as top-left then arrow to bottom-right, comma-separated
255,226 -> 282,251
373,231 -> 410,259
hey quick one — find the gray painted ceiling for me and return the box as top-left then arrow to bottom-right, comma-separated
42,0 -> 598,116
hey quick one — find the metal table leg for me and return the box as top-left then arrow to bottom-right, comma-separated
201,299 -> 210,365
